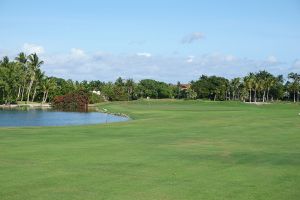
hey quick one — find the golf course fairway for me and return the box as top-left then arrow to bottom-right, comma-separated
0,100 -> 299,200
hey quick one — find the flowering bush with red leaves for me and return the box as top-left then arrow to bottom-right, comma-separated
52,90 -> 89,112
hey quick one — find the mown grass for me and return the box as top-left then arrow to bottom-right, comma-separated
0,100 -> 299,200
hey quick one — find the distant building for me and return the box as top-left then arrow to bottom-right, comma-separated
179,84 -> 191,91
91,90 -> 101,95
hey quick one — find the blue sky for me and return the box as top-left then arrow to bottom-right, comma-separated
0,0 -> 300,82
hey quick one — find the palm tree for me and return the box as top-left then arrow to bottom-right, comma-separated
42,78 -> 56,103
0,59 -> 23,104
42,78 -> 49,103
1,56 -> 10,67
176,81 -> 181,99
239,82 -> 248,102
288,72 -> 300,102
256,70 -> 272,102
15,52 -> 27,64
15,52 -> 28,101
244,73 -> 255,102
257,79 -> 265,102
26,53 -> 44,104
230,78 -> 240,100
223,79 -> 230,100
125,79 -> 135,101
31,69 -> 44,102
253,76 -> 260,102
265,76 -> 275,102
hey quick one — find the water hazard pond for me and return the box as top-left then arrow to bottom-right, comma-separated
0,108 -> 129,127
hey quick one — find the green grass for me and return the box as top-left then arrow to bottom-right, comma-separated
0,100 -> 299,200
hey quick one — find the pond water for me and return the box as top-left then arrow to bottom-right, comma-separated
0,108 -> 129,127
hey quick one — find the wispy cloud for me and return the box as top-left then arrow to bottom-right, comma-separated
136,52 -> 152,58
22,43 -> 45,54
40,49 -> 292,83
3,45 -> 295,83
186,56 -> 194,63
182,32 -> 204,44
266,55 -> 278,64
290,59 -> 300,71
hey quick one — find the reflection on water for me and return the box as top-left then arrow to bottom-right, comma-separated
0,107 -> 129,127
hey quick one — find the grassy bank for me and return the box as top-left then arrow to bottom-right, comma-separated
0,100 -> 299,199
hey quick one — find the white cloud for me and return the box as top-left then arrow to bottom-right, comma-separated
22,43 -> 45,54
291,59 -> 300,71
182,32 -> 204,44
186,56 -> 194,63
136,52 -> 152,58
40,50 -> 291,83
70,48 -> 88,59
266,55 -> 278,64
225,55 -> 236,62
0,45 -> 284,83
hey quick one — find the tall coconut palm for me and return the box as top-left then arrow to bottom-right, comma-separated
176,81 -> 181,99
1,56 -> 10,67
15,52 -> 28,101
265,76 -> 276,102
125,79 -> 135,101
15,52 -> 27,64
42,77 -> 57,103
244,73 -> 255,102
230,77 -> 241,100
256,70 -> 272,102
42,78 -> 48,103
26,53 -> 44,104
288,72 -> 300,102
31,69 -> 44,102
257,79 -> 265,102
253,77 -> 260,102
254,72 -> 271,102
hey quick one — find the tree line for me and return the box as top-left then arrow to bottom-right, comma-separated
191,71 -> 299,102
0,52 -> 299,104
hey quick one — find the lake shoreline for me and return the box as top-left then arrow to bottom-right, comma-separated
0,103 -> 130,119
0,103 -> 51,108
0,103 -> 100,109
